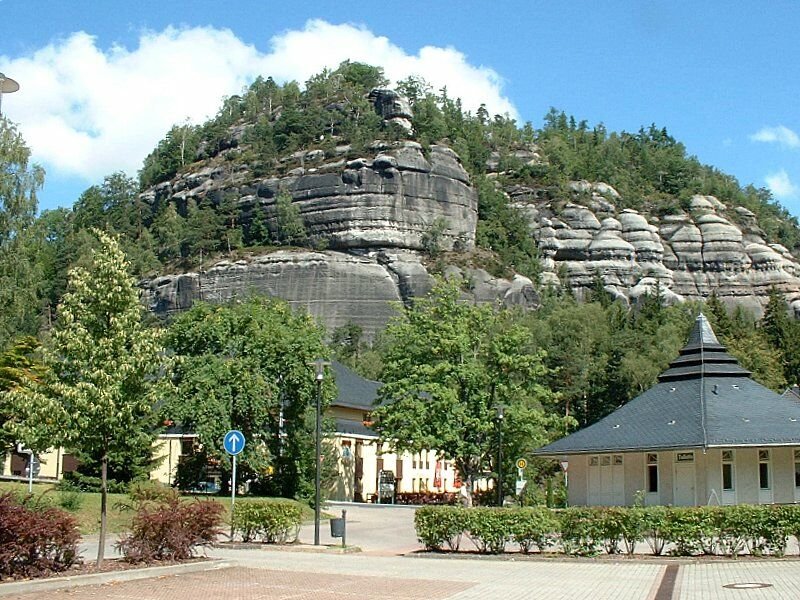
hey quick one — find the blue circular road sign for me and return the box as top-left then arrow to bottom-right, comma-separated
223,430 -> 246,455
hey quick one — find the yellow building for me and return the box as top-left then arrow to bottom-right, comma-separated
1,362 -> 463,502
327,361 -> 460,502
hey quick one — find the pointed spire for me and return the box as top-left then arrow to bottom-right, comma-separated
685,313 -> 721,348
658,312 -> 751,381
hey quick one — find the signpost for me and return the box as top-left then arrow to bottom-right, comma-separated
223,430 -> 245,539
515,458 -> 527,498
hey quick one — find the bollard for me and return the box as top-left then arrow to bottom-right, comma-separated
342,509 -> 347,548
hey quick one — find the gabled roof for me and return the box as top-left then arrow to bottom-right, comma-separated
536,314 -> 800,456
331,361 -> 382,411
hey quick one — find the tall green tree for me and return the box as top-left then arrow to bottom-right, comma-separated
165,297 -> 334,501
373,279 -> 564,505
0,117 -> 45,348
0,336 -> 43,452
8,230 -> 165,564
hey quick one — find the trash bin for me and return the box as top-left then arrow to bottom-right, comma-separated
330,517 -> 345,538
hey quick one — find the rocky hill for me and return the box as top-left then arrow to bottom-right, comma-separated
133,66 -> 800,337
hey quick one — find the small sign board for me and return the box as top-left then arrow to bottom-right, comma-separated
223,430 -> 246,455
515,480 -> 527,495
516,458 -> 527,470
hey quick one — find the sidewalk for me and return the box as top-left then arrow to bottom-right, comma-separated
4,504 -> 800,599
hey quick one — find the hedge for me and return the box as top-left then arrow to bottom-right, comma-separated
231,500 -> 302,544
414,504 -> 800,556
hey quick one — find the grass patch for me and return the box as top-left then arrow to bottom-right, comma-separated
0,481 -> 317,535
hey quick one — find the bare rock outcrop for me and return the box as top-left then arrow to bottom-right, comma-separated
528,189 -> 800,315
141,250 -> 539,339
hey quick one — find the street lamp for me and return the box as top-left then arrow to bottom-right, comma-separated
0,73 -> 19,117
310,358 -> 329,545
495,404 -> 506,507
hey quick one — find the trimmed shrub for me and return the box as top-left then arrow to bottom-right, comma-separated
558,507 -> 604,556
507,507 -> 558,553
0,492 -> 80,578
464,508 -> 511,554
231,500 -> 302,544
414,506 -> 467,551
640,505 -> 669,555
116,498 -> 223,562
412,503 -> 800,557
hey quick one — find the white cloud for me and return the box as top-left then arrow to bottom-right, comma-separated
0,21 -> 517,183
750,125 -> 800,149
765,169 -> 799,198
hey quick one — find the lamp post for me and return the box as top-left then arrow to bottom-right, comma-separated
495,404 -> 505,507
0,73 -> 20,117
310,358 -> 329,545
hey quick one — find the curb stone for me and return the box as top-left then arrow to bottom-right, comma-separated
0,559 -> 231,597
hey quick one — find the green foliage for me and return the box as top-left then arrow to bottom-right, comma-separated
6,230 -> 166,563
374,279 -> 565,504
0,117 -> 46,348
506,506 -> 558,553
274,190 -> 307,246
139,120 -> 200,189
165,297 -> 334,501
463,507 -> 513,553
231,500 -> 302,543
475,177 -> 540,279
413,504 -> 800,557
57,491 -> 84,512
414,505 -> 466,551
420,217 -> 448,258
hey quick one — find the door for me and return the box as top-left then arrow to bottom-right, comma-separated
673,452 -> 696,506
587,455 -> 624,505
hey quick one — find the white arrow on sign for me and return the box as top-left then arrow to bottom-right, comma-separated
224,430 -> 246,455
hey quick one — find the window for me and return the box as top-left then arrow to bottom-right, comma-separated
722,450 -> 734,491
589,456 -> 599,467
601,456 -> 611,466
759,450 -> 770,490
647,454 -> 658,493
613,455 -> 623,466
795,450 -> 800,488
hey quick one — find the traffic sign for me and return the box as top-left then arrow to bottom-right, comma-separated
516,458 -> 527,470
223,430 -> 245,455
515,480 -> 527,495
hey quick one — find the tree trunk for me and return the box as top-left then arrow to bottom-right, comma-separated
97,453 -> 108,566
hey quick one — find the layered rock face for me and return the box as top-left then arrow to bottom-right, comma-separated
144,141 -> 477,254
142,250 -> 539,339
521,184 -> 800,315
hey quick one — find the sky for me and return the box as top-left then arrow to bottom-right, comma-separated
2,1 -> 800,216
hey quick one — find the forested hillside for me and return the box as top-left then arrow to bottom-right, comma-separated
3,61 -> 800,443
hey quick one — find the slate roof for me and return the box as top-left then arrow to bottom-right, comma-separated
335,418 -> 379,438
536,314 -> 800,456
331,361 -> 382,411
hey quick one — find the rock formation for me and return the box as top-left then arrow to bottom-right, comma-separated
140,88 -> 800,336
142,250 -> 539,339
522,184 -> 800,315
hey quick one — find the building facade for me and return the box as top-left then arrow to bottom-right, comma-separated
537,314 -> 800,507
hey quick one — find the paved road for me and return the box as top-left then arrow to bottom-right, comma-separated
6,503 -> 800,599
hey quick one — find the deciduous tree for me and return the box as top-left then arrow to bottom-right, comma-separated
373,279 -> 564,505
8,230 -> 165,565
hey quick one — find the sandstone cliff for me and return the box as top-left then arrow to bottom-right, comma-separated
140,88 -> 800,335
513,182 -> 800,315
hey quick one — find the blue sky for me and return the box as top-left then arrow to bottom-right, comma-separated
2,1 -> 800,216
